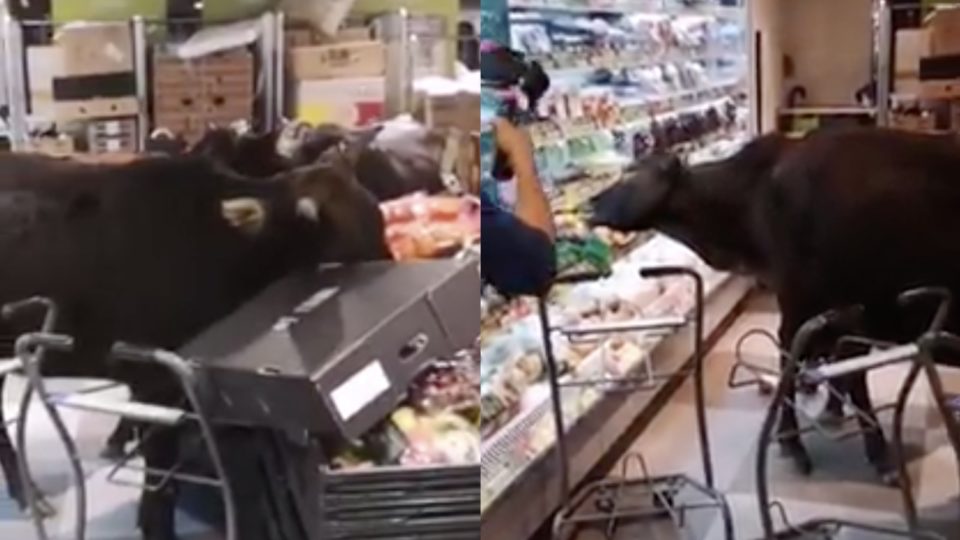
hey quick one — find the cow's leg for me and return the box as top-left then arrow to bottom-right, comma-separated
775,297 -> 815,475
138,425 -> 179,540
848,371 -> 896,485
102,418 -> 137,461
819,381 -> 847,427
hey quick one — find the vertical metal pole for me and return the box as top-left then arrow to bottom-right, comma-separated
259,12 -> 276,132
537,299 -> 571,501
382,9 -> 413,118
4,13 -> 27,150
274,11 -> 285,124
132,16 -> 149,152
876,0 -> 893,127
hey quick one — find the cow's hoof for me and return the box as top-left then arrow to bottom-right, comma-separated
791,452 -> 813,476
879,468 -> 901,488
873,459 -> 901,488
100,443 -> 126,461
19,493 -> 57,519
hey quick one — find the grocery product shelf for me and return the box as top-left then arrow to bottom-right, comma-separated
481,270 -> 753,539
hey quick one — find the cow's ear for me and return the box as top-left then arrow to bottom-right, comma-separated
338,125 -> 383,165
222,198 -> 267,236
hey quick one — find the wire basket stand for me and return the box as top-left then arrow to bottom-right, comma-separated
538,265 -> 734,540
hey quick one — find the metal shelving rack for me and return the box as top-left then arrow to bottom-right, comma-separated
0,7 -> 285,152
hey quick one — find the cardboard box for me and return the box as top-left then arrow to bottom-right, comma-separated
290,41 -> 385,80
293,77 -> 385,126
895,76 -> 922,97
896,28 -> 930,77
422,92 -> 480,132
927,7 -> 960,56
919,78 -> 960,99
892,111 -> 936,133
27,46 -> 65,117
56,23 -> 133,76
24,136 -> 75,156
54,97 -> 139,121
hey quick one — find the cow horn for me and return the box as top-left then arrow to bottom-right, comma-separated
222,198 -> 267,235
296,197 -> 319,221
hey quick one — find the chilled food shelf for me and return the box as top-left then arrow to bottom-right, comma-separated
481,270 -> 753,540
509,0 -> 745,18
481,233 -> 727,508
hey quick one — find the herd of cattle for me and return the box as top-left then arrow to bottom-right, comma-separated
6,119 -> 960,537
0,118 -> 449,539
592,126 -> 960,486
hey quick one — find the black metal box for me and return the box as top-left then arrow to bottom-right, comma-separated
180,259 -> 479,441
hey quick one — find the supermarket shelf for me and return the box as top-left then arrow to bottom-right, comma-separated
542,54 -> 744,81
509,0 -> 744,18
480,268 -> 753,539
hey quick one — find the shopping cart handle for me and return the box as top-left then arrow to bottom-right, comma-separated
15,332 -> 74,354
554,270 -> 611,284
111,342 -> 161,363
639,265 -> 701,280
2,297 -> 55,320
922,331 -> 960,355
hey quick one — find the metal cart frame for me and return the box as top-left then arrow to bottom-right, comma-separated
7,297 -> 238,540
538,265 -> 734,540
734,287 -> 960,539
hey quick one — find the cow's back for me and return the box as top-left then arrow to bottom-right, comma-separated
759,128 -> 960,335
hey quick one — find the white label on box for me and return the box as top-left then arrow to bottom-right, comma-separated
330,360 -> 391,421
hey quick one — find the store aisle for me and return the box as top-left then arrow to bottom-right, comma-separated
581,293 -> 960,539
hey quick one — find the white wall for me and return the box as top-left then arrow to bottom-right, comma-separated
778,0 -> 873,106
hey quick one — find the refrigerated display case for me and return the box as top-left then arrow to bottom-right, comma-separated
480,1 -> 755,538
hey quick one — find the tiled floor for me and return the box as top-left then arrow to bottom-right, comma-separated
573,293 -> 960,539
0,376 -> 214,539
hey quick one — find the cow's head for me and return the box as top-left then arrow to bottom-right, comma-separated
589,152 -> 764,274
589,153 -> 683,232
294,123 -> 383,168
220,145 -> 391,263
192,128 -> 292,178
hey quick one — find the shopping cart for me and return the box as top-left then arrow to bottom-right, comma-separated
729,287 -> 960,539
537,265 -> 734,540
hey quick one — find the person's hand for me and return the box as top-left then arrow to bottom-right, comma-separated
493,117 -> 536,176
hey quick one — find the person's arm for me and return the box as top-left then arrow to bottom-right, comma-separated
481,193 -> 555,297
492,118 -> 555,241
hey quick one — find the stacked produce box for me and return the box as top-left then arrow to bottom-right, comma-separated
893,7 -> 960,133
152,49 -> 255,144
288,26 -> 387,126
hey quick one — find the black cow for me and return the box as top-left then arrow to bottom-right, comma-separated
591,127 -> 960,484
0,147 -> 390,539
285,120 -> 450,201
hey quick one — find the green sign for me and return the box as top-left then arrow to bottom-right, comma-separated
53,0 -> 167,23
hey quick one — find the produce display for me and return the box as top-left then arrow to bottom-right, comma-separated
381,193 -> 480,260
334,356 -> 480,470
